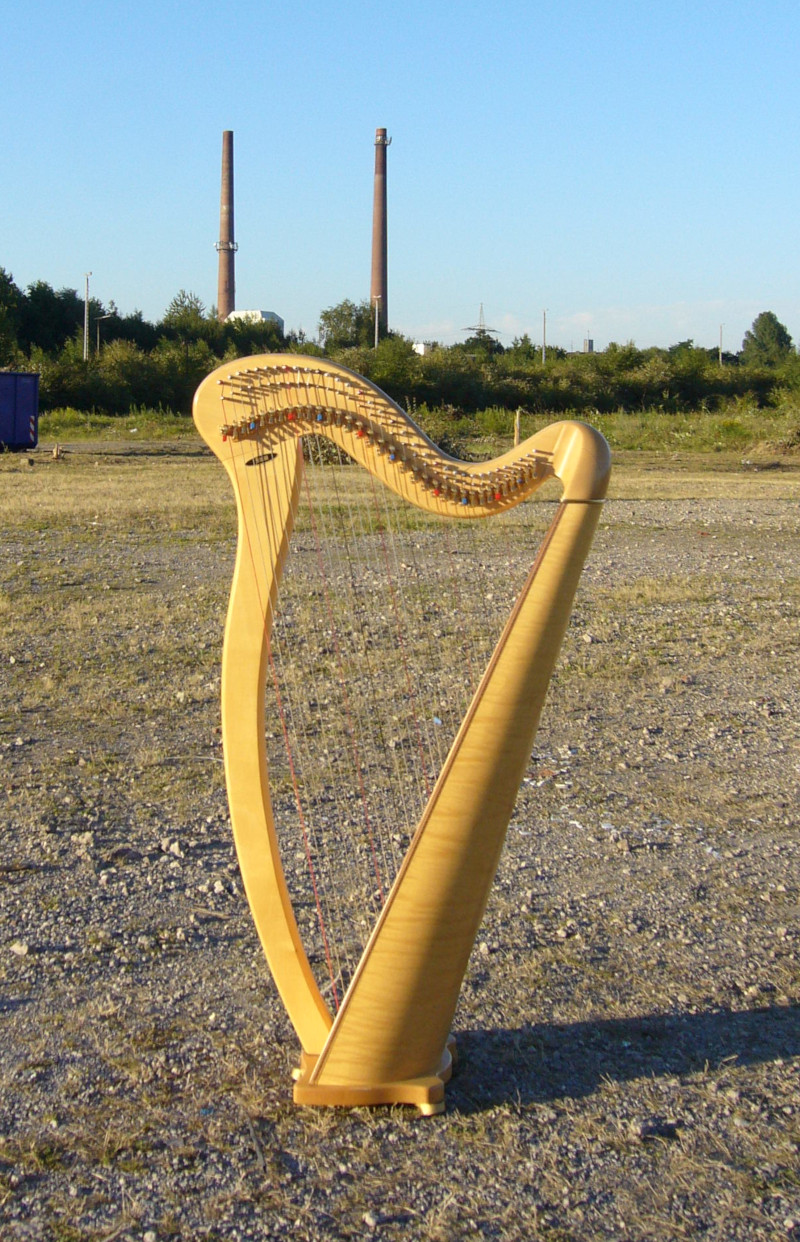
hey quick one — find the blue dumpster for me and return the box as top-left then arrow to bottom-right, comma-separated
0,372 -> 39,450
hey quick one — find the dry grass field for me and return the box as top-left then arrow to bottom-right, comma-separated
1,440 -> 799,1241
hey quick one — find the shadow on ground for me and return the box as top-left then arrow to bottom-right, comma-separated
450,1004 -> 800,1111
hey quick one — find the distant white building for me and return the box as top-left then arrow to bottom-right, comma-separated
413,341 -> 434,356
226,309 -> 285,334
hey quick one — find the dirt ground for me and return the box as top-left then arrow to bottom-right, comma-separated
1,443 -> 799,1241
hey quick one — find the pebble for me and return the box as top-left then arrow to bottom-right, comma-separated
630,1117 -> 680,1141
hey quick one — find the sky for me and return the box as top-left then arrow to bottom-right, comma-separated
3,0 -> 799,351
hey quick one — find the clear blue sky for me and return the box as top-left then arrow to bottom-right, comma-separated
3,0 -> 798,351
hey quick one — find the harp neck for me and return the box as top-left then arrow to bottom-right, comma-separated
195,354 -> 610,510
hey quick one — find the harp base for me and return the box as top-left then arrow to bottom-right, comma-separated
291,1036 -> 457,1116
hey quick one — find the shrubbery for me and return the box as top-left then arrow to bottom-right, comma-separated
1,272 -> 798,426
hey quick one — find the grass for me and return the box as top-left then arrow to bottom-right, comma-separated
33,398 -> 800,460
0,449 -> 233,535
38,406 -> 194,440
419,399 -> 800,460
547,402 -> 800,456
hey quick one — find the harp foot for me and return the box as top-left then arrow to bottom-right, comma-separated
292,1036 -> 456,1116
291,1049 -> 318,1083
293,1074 -> 446,1115
418,1099 -> 446,1117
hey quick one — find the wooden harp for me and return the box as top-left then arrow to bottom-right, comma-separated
193,354 -> 610,1114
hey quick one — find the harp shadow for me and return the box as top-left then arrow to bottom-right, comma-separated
449,1004 -> 800,1112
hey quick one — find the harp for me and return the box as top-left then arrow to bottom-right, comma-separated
193,354 -> 609,1114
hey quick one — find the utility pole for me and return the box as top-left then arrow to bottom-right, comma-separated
542,309 -> 547,365
83,273 -> 92,362
719,324 -> 724,368
96,312 -> 113,354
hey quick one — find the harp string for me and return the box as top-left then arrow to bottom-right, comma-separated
363,451 -> 477,791
267,431 -> 358,1002
264,423 -> 380,1001
364,470 -> 498,779
366,463 -> 445,799
225,425 -> 342,1005
329,450 -> 435,803
257,434 -> 467,994
263,424 -> 379,1001
329,438 -> 478,841
299,441 -> 386,905
295,438 -> 427,977
277,449 -> 518,1000
223,381 -> 553,1005
255,426 -> 407,995
240,400 -> 377,1005
314,440 -> 421,881
321,441 -> 433,891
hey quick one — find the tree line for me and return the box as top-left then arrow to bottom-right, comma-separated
317,301 -> 799,420
1,269 -> 797,420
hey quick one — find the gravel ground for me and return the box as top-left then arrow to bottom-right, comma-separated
1,448 -> 799,1241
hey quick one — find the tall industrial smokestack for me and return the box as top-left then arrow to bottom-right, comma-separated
216,130 -> 238,321
370,127 -> 391,339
